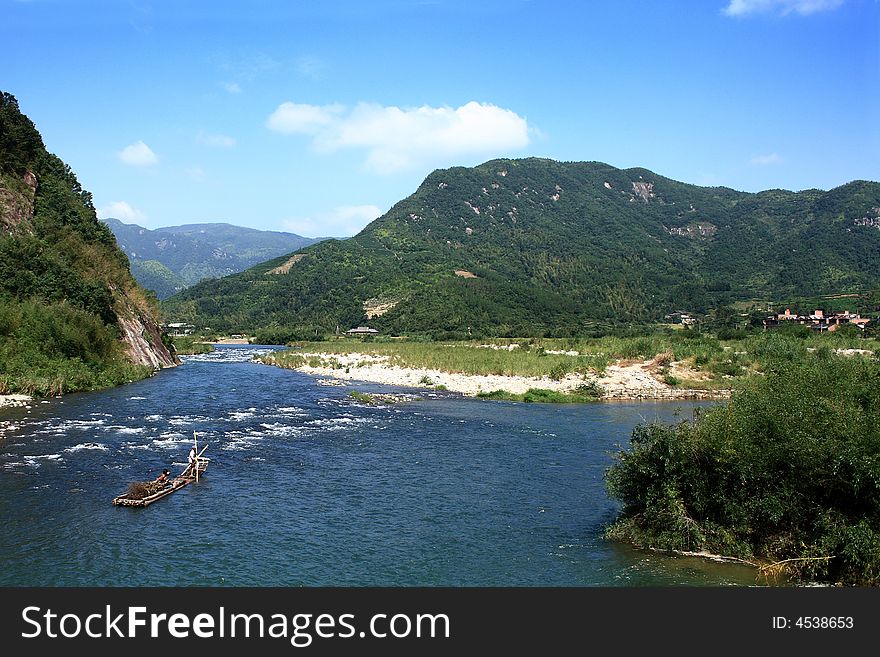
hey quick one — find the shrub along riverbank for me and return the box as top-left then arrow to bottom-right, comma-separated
0,298 -> 152,396
170,335 -> 213,355
604,352 -> 880,585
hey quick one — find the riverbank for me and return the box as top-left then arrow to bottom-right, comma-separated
0,394 -> 32,410
261,350 -> 729,401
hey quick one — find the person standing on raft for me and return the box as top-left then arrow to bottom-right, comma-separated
187,444 -> 197,476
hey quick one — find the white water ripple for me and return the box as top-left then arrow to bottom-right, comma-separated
64,443 -> 108,453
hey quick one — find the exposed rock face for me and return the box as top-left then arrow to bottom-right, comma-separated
667,222 -> 718,239
0,170 -> 37,235
267,253 -> 307,275
363,298 -> 399,319
117,309 -> 178,369
631,181 -> 656,202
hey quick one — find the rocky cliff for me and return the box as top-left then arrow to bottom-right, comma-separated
116,293 -> 178,369
0,169 -> 36,235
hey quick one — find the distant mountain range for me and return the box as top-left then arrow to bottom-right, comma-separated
162,157 -> 880,338
102,219 -> 321,298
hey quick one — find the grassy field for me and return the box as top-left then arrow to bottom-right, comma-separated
265,329 -> 878,389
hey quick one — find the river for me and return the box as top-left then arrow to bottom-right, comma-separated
0,345 -> 758,586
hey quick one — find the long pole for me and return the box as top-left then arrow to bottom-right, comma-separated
194,431 -> 199,482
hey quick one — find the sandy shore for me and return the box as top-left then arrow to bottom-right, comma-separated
267,352 -> 729,401
0,394 -> 32,410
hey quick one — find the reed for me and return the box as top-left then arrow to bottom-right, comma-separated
268,331 -> 878,386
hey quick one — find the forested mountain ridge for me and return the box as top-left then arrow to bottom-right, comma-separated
103,218 -> 320,299
0,91 -> 176,395
163,157 -> 880,338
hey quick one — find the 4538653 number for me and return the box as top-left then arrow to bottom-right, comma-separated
795,617 -> 853,629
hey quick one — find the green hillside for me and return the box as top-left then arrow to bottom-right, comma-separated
0,92 -> 176,395
163,158 -> 880,338
103,218 -> 320,299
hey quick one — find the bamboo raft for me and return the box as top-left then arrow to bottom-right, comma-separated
112,434 -> 209,508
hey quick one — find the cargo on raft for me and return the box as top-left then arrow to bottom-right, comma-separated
112,434 -> 209,508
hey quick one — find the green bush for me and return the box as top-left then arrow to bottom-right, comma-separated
171,335 -> 213,355
0,298 -> 150,395
549,362 -> 570,381
476,386 -> 601,404
605,355 -> 880,585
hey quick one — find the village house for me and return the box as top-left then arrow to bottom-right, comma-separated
763,308 -> 870,332
664,311 -> 698,326
162,322 -> 195,336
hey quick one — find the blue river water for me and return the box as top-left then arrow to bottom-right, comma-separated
0,345 -> 758,586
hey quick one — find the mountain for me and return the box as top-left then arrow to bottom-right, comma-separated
102,218 -> 320,299
162,157 -> 880,339
0,91 -> 176,396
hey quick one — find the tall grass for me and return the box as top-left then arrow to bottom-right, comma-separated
267,330 -> 878,384
268,341 -> 606,378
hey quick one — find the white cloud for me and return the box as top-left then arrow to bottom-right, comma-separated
266,102 -> 345,135
197,132 -> 236,148
723,0 -> 844,16
266,100 -> 531,174
281,204 -> 382,238
750,152 -> 783,165
221,81 -> 242,94
97,201 -> 146,225
117,140 -> 158,166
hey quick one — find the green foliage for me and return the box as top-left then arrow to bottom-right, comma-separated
605,354 -> 880,585
170,335 -> 213,355
163,158 -> 880,338
130,259 -> 185,300
574,380 -> 603,398
0,90 -> 167,396
0,235 -> 116,324
549,362 -> 571,381
0,92 -> 44,175
252,325 -> 327,345
349,391 -> 376,404
476,387 -> 602,403
0,298 -> 151,395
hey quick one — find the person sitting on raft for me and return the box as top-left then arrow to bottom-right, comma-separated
154,469 -> 170,486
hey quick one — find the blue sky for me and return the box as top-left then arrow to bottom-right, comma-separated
2,0 -> 878,236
